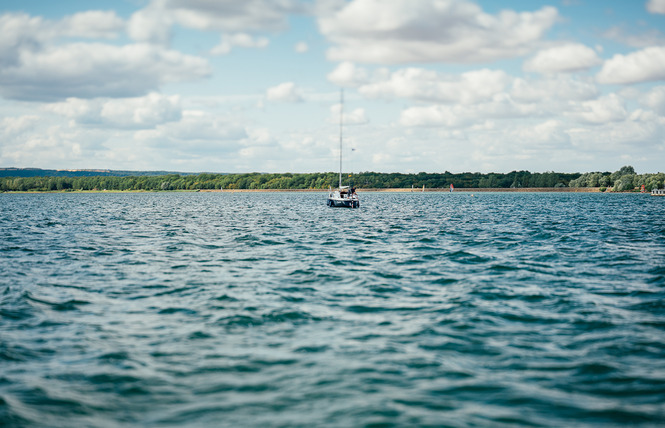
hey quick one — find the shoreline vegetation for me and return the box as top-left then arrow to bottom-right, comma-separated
1,166 -> 663,193
2,187 -> 608,194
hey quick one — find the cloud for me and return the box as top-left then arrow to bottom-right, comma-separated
523,43 -> 602,73
329,63 -> 514,105
337,64 -> 599,111
247,128 -> 275,145
211,33 -> 269,55
130,0 -> 300,44
566,94 -> 628,124
602,26 -> 665,48
330,104 -> 368,125
0,11 -> 124,60
127,8 -> 174,44
266,82 -> 303,103
640,85 -> 665,115
135,110 -> 248,154
399,94 -> 535,128
510,119 -> 571,148
597,46 -> 665,84
0,13 -> 50,67
318,0 -> 558,64
390,99 -> 665,173
122,109 -> 267,172
166,0 -> 299,31
647,0 -> 665,14
327,62 -> 371,87
0,117 -> 105,168
44,93 -> 182,129
0,11 -> 123,68
0,42 -> 211,101
567,110 -> 665,155
511,75 -> 598,102
60,10 -> 124,39
358,68 -> 511,104
1,115 -> 41,138
399,105 -> 462,128
0,11 -> 211,102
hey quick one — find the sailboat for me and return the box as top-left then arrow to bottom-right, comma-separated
327,89 -> 360,208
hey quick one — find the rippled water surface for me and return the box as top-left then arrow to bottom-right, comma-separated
1,191 -> 665,427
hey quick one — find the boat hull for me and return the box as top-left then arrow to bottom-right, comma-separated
327,197 -> 359,208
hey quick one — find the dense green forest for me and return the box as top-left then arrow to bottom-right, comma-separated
0,166 -> 662,192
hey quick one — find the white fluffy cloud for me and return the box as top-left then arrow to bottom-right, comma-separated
0,10 -> 211,102
329,62 -> 516,105
1,115 -> 41,139
266,82 -> 303,103
44,93 -> 182,129
0,42 -> 211,101
567,110 -> 665,155
510,119 -> 572,148
162,0 -> 297,32
0,107 -> 255,173
597,46 -> 665,84
130,0 -> 299,44
647,0 -> 665,14
398,88 -> 633,135
358,68 -> 511,104
391,101 -> 665,173
0,11 -> 123,64
135,110 -> 248,157
524,43 -> 602,73
211,33 -> 269,55
60,10 -> 124,39
333,63 -> 601,110
0,116 -> 108,168
330,63 -> 617,133
127,8 -> 173,44
318,0 -> 558,64
511,75 -> 598,102
566,94 -> 628,124
327,62 -> 371,87
399,94 -> 536,128
640,85 -> 665,115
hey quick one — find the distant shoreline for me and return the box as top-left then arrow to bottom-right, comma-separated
202,187 -> 606,193
3,187 -> 643,194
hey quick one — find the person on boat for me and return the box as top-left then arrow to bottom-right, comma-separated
351,186 -> 356,196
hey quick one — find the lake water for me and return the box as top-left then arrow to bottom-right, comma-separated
1,192 -> 665,427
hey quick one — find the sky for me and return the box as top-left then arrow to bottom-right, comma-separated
1,0 -> 664,174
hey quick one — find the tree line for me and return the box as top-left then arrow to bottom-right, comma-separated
0,167 -> 661,192
568,165 -> 665,192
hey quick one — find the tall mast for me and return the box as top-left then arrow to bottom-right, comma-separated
339,88 -> 343,189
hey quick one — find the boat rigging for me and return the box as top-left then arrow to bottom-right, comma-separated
327,89 -> 360,208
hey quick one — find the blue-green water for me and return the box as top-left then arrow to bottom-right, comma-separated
1,192 -> 665,427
